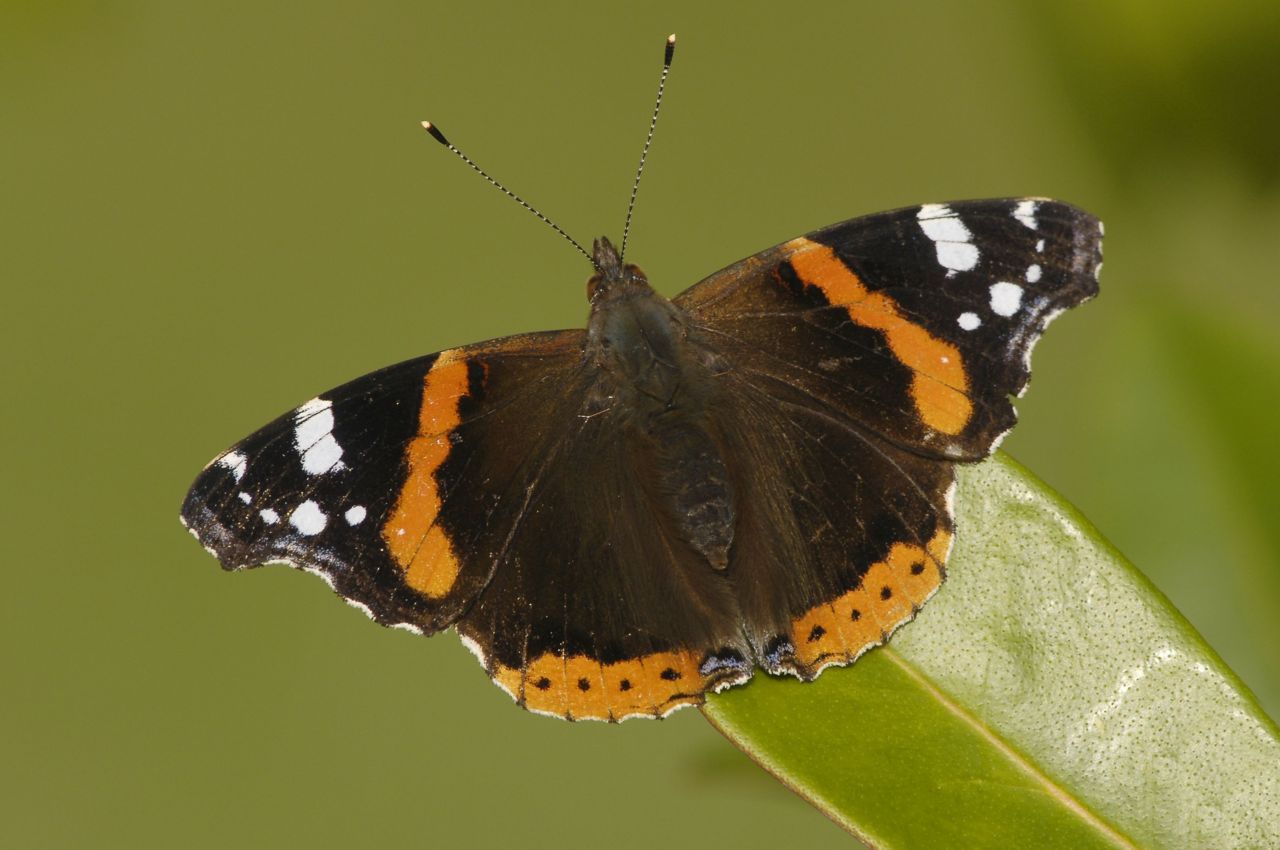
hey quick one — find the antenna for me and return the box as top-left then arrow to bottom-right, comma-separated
619,33 -> 676,263
420,121 -> 596,268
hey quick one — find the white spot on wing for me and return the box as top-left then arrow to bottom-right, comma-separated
289,500 -> 327,536
918,212 -> 971,243
344,505 -> 366,526
303,435 -> 345,475
259,508 -> 280,525
238,491 -> 252,504
935,242 -> 979,272
989,282 -> 1024,317
918,204 -> 980,272
957,311 -> 981,331
217,451 -> 248,482
1035,239 -> 1046,253
294,398 -> 346,476
1026,263 -> 1042,283
1013,199 -> 1039,229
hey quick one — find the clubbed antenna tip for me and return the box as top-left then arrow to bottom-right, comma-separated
421,121 -> 449,146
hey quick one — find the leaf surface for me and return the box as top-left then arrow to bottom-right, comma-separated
703,454 -> 1280,849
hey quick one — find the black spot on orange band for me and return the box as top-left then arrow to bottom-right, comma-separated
490,649 -> 744,721
787,526 -> 953,674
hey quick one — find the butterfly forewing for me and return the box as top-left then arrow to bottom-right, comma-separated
678,198 -> 1102,460
182,330 -> 588,634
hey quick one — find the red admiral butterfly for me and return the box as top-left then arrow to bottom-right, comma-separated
181,36 -> 1101,721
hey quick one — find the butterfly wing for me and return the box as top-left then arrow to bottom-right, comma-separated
712,372 -> 955,678
679,198 -> 1101,677
678,198 -> 1102,460
181,330 -> 589,633
182,329 -> 752,720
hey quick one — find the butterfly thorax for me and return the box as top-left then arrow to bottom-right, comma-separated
585,237 -> 704,411
585,237 -> 736,571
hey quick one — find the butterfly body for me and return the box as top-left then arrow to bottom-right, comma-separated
587,236 -> 737,573
182,198 -> 1102,721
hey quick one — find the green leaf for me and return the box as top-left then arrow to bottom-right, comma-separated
702,453 -> 1280,849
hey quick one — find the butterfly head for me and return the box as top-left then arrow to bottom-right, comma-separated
585,235 -> 700,412
587,236 -> 651,303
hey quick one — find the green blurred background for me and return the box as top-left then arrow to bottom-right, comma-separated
4,2 -> 1278,847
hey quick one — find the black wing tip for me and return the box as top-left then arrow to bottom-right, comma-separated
179,496 -> 257,572
1008,196 -> 1104,297
180,481 -> 445,637
179,465 -> 271,573
1063,226 -> 1103,304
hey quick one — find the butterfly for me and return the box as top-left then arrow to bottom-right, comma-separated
182,195 -> 1101,720
180,37 -> 1102,721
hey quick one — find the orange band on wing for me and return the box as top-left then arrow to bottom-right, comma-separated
492,649 -> 711,721
790,525 -> 951,672
382,350 -> 470,599
786,238 -> 973,435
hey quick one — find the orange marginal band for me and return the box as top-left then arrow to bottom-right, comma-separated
493,649 -> 708,721
790,525 -> 952,671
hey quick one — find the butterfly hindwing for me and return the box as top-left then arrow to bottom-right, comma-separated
713,371 -> 954,678
454,401 -> 756,721
677,198 -> 1102,460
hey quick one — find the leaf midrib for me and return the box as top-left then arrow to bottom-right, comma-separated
880,647 -> 1137,850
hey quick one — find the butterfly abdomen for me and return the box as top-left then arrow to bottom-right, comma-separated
646,416 -> 736,571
